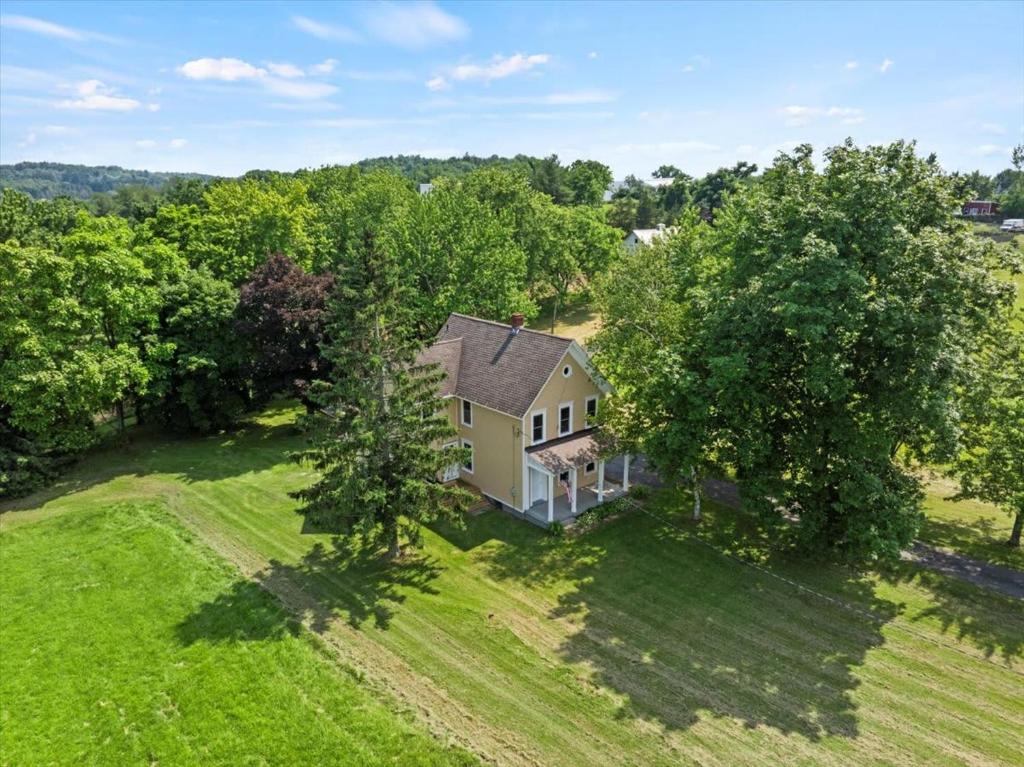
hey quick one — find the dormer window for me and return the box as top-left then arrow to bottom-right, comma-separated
461,399 -> 472,427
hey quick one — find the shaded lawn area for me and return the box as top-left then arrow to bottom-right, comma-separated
3,403 -> 1022,766
527,294 -> 602,344
918,473 -> 1023,571
0,499 -> 474,766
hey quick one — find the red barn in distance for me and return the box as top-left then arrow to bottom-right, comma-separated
962,200 -> 999,216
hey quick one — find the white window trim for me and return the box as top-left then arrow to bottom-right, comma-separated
460,438 -> 474,474
461,398 -> 473,427
530,409 -> 546,446
584,460 -> 596,474
585,395 -> 598,423
558,401 -> 573,437
561,363 -> 573,378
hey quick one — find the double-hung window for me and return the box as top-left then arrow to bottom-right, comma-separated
558,403 -> 573,437
585,396 -> 598,423
461,399 -> 473,427
531,410 -> 546,445
461,438 -> 474,473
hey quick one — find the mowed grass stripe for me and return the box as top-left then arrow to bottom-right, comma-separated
4,403 -> 1021,767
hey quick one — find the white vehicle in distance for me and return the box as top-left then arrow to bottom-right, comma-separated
999,219 -> 1024,232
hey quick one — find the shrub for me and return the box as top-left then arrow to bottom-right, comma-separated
628,483 -> 651,501
547,521 -> 565,538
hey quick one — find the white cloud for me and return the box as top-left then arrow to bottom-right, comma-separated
0,14 -> 120,43
170,138 -> 188,149
42,125 -> 74,135
477,90 -> 616,106
135,139 -> 157,149
309,59 -> 338,75
613,140 -> 721,154
682,64 -> 696,73
147,103 -> 161,112
426,75 -> 450,91
446,53 -> 551,84
971,144 -> 1010,157
178,56 -> 337,100
362,1 -> 468,47
57,80 -> 141,111
262,78 -> 338,100
266,62 -> 305,78
845,60 -> 859,70
19,132 -> 37,148
343,69 -> 416,82
980,122 -> 1006,135
291,15 -> 360,42
588,51 -> 598,59
879,58 -> 894,73
781,105 -> 863,126
179,57 -> 266,81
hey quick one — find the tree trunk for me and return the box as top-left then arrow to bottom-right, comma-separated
550,293 -> 559,334
691,467 -> 702,522
385,527 -> 402,560
1009,509 -> 1023,548
116,399 -> 126,438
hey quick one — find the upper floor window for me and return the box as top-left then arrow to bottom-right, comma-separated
559,403 -> 572,436
461,399 -> 472,427
531,410 -> 546,445
562,364 -> 573,378
585,396 -> 598,423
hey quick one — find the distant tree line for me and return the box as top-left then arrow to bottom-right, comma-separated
0,161 -> 214,201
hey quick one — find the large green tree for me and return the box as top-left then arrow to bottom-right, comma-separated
951,314 -> 1024,547
294,233 -> 470,559
600,141 -> 1015,560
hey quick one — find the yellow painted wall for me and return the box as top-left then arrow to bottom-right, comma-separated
452,397 -> 524,510
527,350 -> 605,500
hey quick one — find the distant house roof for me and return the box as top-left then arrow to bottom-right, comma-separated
626,225 -> 677,246
418,313 -> 576,417
418,183 -> 434,194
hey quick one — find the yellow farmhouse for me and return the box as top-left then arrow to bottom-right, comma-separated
419,313 -> 631,527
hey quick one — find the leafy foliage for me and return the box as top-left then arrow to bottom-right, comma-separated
0,161 -> 213,200
236,253 -> 333,406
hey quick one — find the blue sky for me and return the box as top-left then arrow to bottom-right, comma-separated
2,1 -> 1022,178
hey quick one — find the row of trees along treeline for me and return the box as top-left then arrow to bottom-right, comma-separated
2,141 -> 1022,559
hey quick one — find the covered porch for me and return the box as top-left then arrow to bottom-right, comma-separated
523,428 -> 631,528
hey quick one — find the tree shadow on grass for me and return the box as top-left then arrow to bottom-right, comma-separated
1,401 -> 304,514
478,493 -> 895,742
178,537 -> 443,646
878,563 -> 1024,663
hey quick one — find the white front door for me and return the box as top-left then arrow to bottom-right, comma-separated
529,468 -> 548,505
442,442 -> 459,482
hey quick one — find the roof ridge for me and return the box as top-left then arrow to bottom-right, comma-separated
429,337 -> 463,347
447,312 -> 575,343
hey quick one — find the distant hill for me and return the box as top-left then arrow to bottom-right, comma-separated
0,162 -> 216,200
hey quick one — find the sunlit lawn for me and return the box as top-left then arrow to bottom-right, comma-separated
0,496 -> 474,766
2,403 -> 1022,766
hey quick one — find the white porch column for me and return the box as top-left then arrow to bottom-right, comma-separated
547,472 -> 555,523
597,459 -> 605,504
622,454 -> 631,493
570,468 -> 578,515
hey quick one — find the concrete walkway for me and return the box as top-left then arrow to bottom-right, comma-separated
614,456 -> 1024,600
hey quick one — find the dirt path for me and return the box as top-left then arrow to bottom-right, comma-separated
609,456 -> 1024,601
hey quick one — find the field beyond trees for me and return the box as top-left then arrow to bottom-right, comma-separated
3,403 -> 1021,766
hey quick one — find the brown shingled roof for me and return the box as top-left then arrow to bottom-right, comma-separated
419,313 -> 574,417
416,337 -> 461,397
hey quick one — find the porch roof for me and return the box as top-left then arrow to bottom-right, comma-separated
526,427 -> 600,474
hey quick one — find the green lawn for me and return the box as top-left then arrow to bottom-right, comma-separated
3,403 -> 1022,766
918,472 -> 1023,570
0,496 -> 474,765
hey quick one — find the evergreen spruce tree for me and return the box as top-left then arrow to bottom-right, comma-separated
294,232 -> 470,559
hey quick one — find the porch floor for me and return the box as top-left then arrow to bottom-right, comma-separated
523,481 -> 624,528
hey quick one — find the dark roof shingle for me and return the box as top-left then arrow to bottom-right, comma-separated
420,313 -> 574,417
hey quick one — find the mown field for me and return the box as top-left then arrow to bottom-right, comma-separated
2,402 -> 1021,766
0,498 -> 474,766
